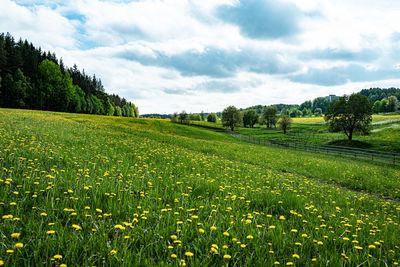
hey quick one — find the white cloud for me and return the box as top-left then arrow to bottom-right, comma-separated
2,0 -> 400,114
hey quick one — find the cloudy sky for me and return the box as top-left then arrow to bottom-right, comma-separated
1,0 -> 400,114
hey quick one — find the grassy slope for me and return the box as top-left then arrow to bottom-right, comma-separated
0,109 -> 400,266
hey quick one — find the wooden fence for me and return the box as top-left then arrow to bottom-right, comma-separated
226,131 -> 400,167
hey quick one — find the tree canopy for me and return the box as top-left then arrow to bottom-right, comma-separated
242,109 -> 258,128
0,32 -> 138,117
221,106 -> 242,131
324,94 -> 372,141
261,106 -> 278,128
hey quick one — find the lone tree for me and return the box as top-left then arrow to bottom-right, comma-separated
221,105 -> 242,131
207,112 -> 218,122
324,94 -> 372,141
178,110 -> 189,124
242,109 -> 258,128
278,115 -> 292,134
261,106 -> 278,128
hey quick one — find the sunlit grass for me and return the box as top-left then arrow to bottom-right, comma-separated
0,108 -> 399,266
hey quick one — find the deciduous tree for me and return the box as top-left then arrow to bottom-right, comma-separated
324,94 -> 372,141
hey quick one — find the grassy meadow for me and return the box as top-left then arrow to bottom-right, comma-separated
1,108 -> 400,266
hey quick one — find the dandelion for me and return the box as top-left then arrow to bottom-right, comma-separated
199,228 -> 205,233
368,245 -> 376,249
286,262 -> 294,265
47,230 -> 55,235
54,255 -> 63,259
292,254 -> 300,259
269,225 -> 276,229
223,232 -> 229,236
171,254 -> 177,258
110,250 -> 117,255
171,235 -> 178,240
185,252 -> 194,257
11,233 -> 20,238
246,235 -> 253,239
274,261 -> 280,265
224,254 -> 231,259
0,260 -> 3,266
40,212 -> 47,216
210,226 -> 217,230
14,243 -> 23,248
6,250 -> 14,254
354,246 -> 363,250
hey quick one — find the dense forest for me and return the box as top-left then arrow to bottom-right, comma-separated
0,33 -> 138,117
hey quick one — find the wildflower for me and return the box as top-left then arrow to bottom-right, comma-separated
354,246 -> 363,250
246,235 -> 253,239
223,232 -> 229,236
269,225 -> 276,229
292,254 -> 300,259
274,261 -> 280,265
60,264 -> 67,267
14,243 -> 23,248
287,262 -> 294,265
279,216 -> 285,220
199,228 -> 204,233
6,250 -> 14,254
0,260 -> 3,266
47,230 -> 55,235
170,235 -> 178,240
368,245 -> 376,249
171,254 -> 177,258
210,226 -> 217,230
185,252 -> 194,257
40,212 -> 47,216
72,224 -> 82,231
110,250 -> 117,255
54,255 -> 63,259
11,233 -> 20,238
224,254 -> 231,259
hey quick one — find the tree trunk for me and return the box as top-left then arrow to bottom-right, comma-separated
231,126 -> 234,131
348,130 -> 353,141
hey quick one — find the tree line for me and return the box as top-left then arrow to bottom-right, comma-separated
172,93 -> 376,141
0,33 -> 139,117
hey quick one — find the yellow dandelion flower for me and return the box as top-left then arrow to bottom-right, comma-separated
246,235 -> 253,239
14,243 -> 23,248
171,254 -> 177,258
0,260 -> 3,266
368,245 -> 376,249
6,249 -> 14,254
292,254 -> 300,259
47,230 -> 55,235
54,254 -> 63,259
354,246 -> 363,250
11,233 -> 20,238
185,252 -> 194,257
170,235 -> 178,240
286,262 -> 293,265
274,261 -> 280,265
40,212 -> 47,216
199,228 -> 205,233
110,250 -> 117,255
223,254 -> 231,259
223,232 -> 229,236
210,226 -> 217,230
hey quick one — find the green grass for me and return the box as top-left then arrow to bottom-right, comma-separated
0,109 -> 400,266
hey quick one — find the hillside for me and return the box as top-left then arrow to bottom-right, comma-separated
0,108 -> 399,266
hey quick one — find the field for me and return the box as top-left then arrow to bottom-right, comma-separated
1,109 -> 400,266
232,115 -> 400,153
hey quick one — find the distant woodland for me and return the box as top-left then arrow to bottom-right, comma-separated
0,33 -> 138,117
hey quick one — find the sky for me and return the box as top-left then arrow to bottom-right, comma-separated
1,0 -> 400,114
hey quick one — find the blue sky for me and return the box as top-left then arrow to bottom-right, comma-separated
1,0 -> 400,114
